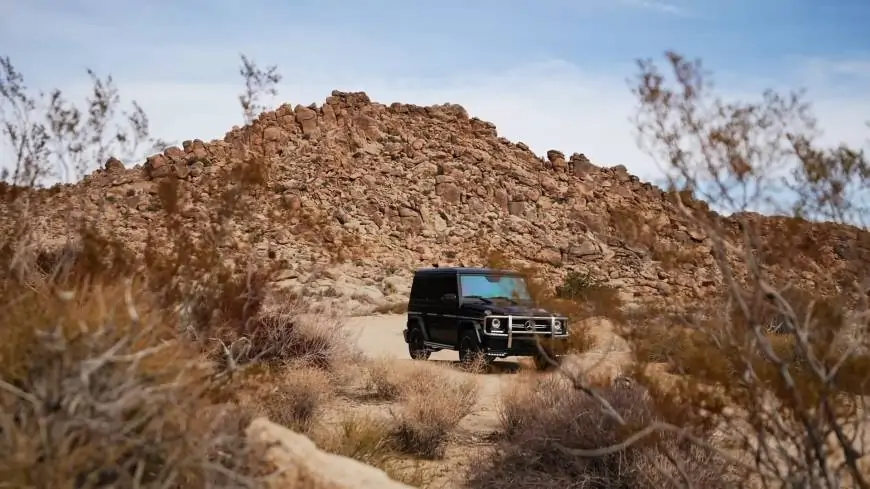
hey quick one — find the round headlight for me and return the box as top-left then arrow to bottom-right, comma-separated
553,320 -> 563,332
491,318 -> 502,330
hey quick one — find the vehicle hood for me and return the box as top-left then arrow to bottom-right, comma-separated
460,302 -> 560,317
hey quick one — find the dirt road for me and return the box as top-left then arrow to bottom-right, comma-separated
346,314 -> 437,360
344,314 -> 518,486
342,313 -> 632,487
345,313 -> 629,375
345,313 -> 515,428
347,313 -> 475,362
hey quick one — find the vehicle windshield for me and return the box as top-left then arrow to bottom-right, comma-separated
459,274 -> 532,303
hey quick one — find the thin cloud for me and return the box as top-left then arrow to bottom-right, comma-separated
619,0 -> 692,17
1,0 -> 867,202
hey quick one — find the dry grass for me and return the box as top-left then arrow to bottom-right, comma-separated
390,376 -> 479,459
314,413 -> 395,466
565,320 -> 604,354
485,250 -> 624,323
0,283 -> 263,489
362,358 -> 412,401
222,301 -> 362,371
242,365 -> 336,434
467,373 -> 735,489
313,412 -> 435,487
360,358 -> 480,459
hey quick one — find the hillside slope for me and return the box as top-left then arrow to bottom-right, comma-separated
5,90 -> 868,314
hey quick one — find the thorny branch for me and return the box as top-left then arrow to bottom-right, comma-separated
626,51 -> 870,488
0,53 -> 289,489
528,50 -> 869,489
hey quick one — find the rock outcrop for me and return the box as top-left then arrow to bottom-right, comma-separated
246,417 -> 414,489
3,90 -> 868,314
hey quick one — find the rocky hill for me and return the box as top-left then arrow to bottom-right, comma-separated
4,90 -> 868,315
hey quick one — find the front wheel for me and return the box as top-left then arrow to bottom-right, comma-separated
407,328 -> 431,360
533,348 -> 562,371
458,331 -> 491,370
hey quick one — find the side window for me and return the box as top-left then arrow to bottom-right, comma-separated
430,275 -> 457,299
443,275 -> 458,295
411,276 -> 431,301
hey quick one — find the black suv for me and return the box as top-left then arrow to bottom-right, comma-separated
402,267 -> 569,370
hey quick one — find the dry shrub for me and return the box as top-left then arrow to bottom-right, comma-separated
468,374 -> 734,489
183,267 -> 271,337
556,271 -> 624,320
248,365 -> 335,434
497,373 -> 563,439
0,54 -> 289,489
628,321 -> 694,366
360,358 -> 481,458
486,250 -> 623,323
358,359 -> 481,458
566,323 -> 599,354
629,308 -> 870,400
0,283 -> 260,489
390,375 -> 478,459
214,301 -> 360,372
628,51 -> 870,487
362,358 -> 409,401
313,413 -> 434,487
316,413 -> 395,464
456,351 -> 494,374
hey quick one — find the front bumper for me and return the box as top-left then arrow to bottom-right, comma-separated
481,334 -> 569,357
483,314 -> 569,348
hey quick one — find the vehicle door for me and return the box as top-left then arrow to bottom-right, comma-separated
408,274 -> 435,341
428,274 -> 460,345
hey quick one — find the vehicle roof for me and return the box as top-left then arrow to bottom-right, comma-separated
413,267 -> 522,276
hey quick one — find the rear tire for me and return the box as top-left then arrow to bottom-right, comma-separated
408,328 -> 431,360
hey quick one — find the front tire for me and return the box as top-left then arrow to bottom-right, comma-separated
533,348 -> 562,371
407,328 -> 431,360
458,330 -> 491,369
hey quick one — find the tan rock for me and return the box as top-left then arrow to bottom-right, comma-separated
436,182 -> 461,204
246,417 -> 414,489
144,154 -> 170,179
6,89 -> 862,316
294,105 -> 319,137
164,146 -> 185,161
263,126 -> 285,142
104,156 -> 125,172
547,149 -> 566,170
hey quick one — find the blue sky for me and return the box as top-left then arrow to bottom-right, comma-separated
1,0 -> 869,204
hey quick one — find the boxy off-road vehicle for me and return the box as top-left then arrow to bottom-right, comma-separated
402,267 -> 569,370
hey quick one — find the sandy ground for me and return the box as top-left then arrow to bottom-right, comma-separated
345,315 -> 870,488
336,314 -> 640,489
345,314 -> 441,361
341,314 -> 522,487
345,313 -> 517,432
345,314 -> 631,443
341,314 -> 636,487
346,313 -> 632,376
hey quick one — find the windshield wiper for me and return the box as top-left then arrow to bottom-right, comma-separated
491,296 -> 520,305
462,295 -> 493,304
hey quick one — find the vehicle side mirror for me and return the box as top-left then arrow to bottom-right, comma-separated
441,293 -> 457,303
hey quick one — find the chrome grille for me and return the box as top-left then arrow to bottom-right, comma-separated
510,318 -> 555,331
